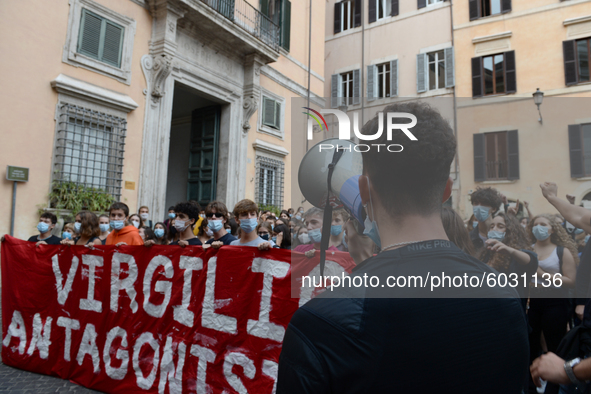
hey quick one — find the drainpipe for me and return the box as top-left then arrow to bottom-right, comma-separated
361,0 -> 365,129
450,0 -> 458,183
305,0 -> 312,152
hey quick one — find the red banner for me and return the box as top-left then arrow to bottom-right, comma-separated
1,236 -> 355,393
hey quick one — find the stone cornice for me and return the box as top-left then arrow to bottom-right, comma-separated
472,31 -> 512,44
253,139 -> 289,157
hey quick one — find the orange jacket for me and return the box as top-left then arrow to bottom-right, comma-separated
105,225 -> 144,246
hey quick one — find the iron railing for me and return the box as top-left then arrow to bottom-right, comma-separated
486,160 -> 508,181
201,0 -> 280,51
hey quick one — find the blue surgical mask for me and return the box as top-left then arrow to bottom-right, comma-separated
532,225 -> 550,241
272,236 -> 277,243
472,221 -> 478,229
37,222 -> 49,234
99,224 -> 110,233
74,222 -> 82,233
575,228 -> 584,235
62,232 -> 72,240
331,225 -> 342,236
295,215 -> 302,221
487,230 -> 505,241
473,206 -> 491,222
362,178 -> 382,249
154,228 -> 165,238
168,213 -> 176,219
111,220 -> 125,231
260,233 -> 270,241
239,218 -> 257,233
208,220 -> 223,232
308,228 -> 322,243
271,225 -> 274,231
289,214 -> 293,218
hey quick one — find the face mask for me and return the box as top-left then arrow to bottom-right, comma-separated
521,223 -> 527,228
239,218 -> 257,234
487,230 -> 505,241
74,222 -> 82,233
208,220 -> 223,232
298,233 -> 310,244
200,214 -> 206,219
575,228 -> 584,235
532,225 -> 550,241
473,206 -> 491,222
174,219 -> 190,232
295,215 -> 302,221
260,234 -> 270,241
62,232 -> 72,240
154,228 -> 165,238
168,213 -> 176,219
362,178 -> 382,249
205,228 -> 214,237
132,220 -> 140,228
37,222 -> 49,234
140,213 -> 149,220
272,236 -> 277,243
473,221 -> 478,229
289,214 -> 293,217
308,228 -> 322,243
331,225 -> 343,236
99,224 -> 110,233
111,220 -> 125,231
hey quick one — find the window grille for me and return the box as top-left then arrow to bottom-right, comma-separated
255,156 -> 284,208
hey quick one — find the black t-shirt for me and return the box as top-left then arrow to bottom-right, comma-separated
277,240 -> 529,394
205,233 -> 237,245
170,237 -> 202,246
27,235 -> 62,245
74,236 -> 101,245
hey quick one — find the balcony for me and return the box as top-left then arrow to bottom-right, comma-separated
178,0 -> 281,63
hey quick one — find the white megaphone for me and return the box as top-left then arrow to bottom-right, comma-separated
298,138 -> 366,231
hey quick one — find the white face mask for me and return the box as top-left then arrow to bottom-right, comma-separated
205,228 -> 214,237
140,213 -> 149,220
298,233 -> 310,244
132,220 -> 140,228
174,219 -> 190,232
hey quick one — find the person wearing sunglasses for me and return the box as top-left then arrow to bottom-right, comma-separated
203,201 -> 237,248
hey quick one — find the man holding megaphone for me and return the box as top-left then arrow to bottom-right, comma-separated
277,101 -> 529,393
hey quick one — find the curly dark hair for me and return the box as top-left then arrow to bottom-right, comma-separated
479,212 -> 532,273
470,187 -> 502,213
173,201 -> 200,228
360,101 -> 456,217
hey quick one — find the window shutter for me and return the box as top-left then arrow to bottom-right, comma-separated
354,0 -> 362,27
390,59 -> 398,97
368,0 -> 376,23
469,0 -> 479,20
507,130 -> 519,180
78,10 -> 102,58
417,53 -> 427,93
263,97 -> 276,127
501,0 -> 511,13
261,0 -> 269,16
391,0 -> 399,16
274,101 -> 281,129
569,124 -> 584,178
417,0 -> 426,9
102,22 -> 123,67
504,50 -> 516,93
367,65 -> 375,101
473,134 -> 486,182
281,0 -> 291,51
471,57 -> 483,98
331,74 -> 339,108
334,2 -> 342,34
444,47 -> 455,88
353,69 -> 361,105
563,40 -> 578,86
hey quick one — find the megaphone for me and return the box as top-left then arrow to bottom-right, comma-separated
298,138 -> 366,231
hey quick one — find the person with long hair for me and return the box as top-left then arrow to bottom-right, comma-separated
145,222 -> 169,246
61,211 -> 102,246
441,207 -> 476,257
98,214 -> 110,245
196,218 -> 211,245
128,213 -> 144,229
273,224 -> 291,249
526,213 -> 578,392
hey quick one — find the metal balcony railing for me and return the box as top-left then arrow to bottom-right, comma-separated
200,0 -> 280,51
486,160 -> 508,180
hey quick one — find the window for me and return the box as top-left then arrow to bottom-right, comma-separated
341,1 -> 355,32
568,123 -> 591,178
376,0 -> 391,20
334,0 -> 360,34
261,0 -> 291,51
331,70 -> 360,107
341,72 -> 354,105
428,50 -> 445,90
469,0 -> 510,21
577,38 -> 591,83
564,38 -> 591,86
262,96 -> 281,130
78,9 -> 124,68
255,156 -> 284,208
369,0 -> 398,23
427,0 -> 443,4
473,130 -> 519,182
377,63 -> 391,97
53,103 -> 126,200
471,51 -> 516,98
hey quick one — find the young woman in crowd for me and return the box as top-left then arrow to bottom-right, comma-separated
61,211 -> 102,246
280,210 -> 290,221
292,226 -> 310,249
98,214 -> 110,245
196,218 -> 211,245
141,226 -> 156,244
329,209 -> 348,252
257,222 -> 276,247
441,207 -> 476,257
138,226 -> 147,240
273,224 -> 291,249
145,222 -> 169,246
128,213 -> 144,229
294,207 -> 305,222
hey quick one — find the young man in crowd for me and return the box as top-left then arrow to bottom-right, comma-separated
329,209 -> 348,251
277,102 -> 529,393
293,207 -> 340,256
230,199 -> 271,250
105,202 -> 144,246
469,187 -> 503,253
170,201 -> 201,246
203,201 -> 236,247
28,212 -> 62,245
138,206 -> 153,229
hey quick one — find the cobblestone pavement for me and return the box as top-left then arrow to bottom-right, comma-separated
0,293 -> 103,393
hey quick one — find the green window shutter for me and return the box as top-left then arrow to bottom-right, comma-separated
261,0 -> 269,17
263,97 -> 276,127
102,21 -> 124,67
274,101 -> 281,129
281,0 -> 291,51
78,10 -> 102,59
